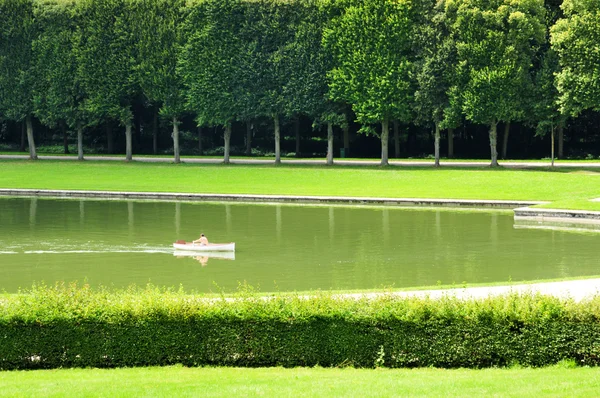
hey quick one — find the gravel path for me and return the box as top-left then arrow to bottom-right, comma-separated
349,278 -> 600,302
3,154 -> 600,168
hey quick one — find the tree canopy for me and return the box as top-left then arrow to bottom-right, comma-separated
1,0 -> 600,162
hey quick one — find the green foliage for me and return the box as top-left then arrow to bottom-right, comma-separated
282,0 -> 339,124
0,0 -> 36,121
32,0 -> 83,129
244,0 -> 299,121
447,0 -> 546,125
1,0 -> 600,159
133,0 -> 186,119
551,0 -> 600,117
75,0 -> 139,125
413,0 -> 458,130
2,283 -> 600,370
533,49 -> 565,136
324,0 -> 414,127
180,0 -> 248,126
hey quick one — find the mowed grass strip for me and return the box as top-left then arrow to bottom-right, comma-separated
1,365 -> 599,397
1,160 -> 600,203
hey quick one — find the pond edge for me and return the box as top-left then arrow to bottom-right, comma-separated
0,188 -> 543,209
3,188 -> 600,226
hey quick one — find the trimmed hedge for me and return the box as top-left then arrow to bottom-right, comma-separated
1,283 -> 600,370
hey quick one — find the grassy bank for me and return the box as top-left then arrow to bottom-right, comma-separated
0,160 -> 599,210
1,364 -> 599,397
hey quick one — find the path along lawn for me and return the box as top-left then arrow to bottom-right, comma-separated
1,160 -> 600,209
1,364 -> 599,397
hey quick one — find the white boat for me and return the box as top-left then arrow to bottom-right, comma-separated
172,241 -> 235,252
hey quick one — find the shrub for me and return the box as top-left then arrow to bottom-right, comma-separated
0,283 -> 599,370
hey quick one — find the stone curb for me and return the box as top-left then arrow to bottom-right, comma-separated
514,206 -> 600,223
0,188 -> 545,209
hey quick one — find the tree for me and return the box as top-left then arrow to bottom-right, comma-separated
413,0 -> 459,167
76,0 -> 140,161
180,0 -> 247,164
244,0 -> 299,164
324,0 -> 414,166
551,0 -> 600,121
134,0 -> 186,163
283,0 -> 344,165
0,0 -> 38,159
533,49 -> 566,166
33,0 -> 86,160
447,0 -> 546,166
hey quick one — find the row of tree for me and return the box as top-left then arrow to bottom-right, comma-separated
0,0 -> 598,166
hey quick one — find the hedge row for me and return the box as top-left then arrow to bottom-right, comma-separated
1,283 -> 599,370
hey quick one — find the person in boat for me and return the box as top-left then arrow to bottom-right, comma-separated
193,233 -> 209,245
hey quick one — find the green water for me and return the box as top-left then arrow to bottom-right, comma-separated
0,197 -> 598,293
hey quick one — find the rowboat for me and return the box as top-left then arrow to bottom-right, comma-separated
172,241 -> 235,252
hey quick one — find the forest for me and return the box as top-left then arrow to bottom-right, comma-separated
0,0 -> 599,165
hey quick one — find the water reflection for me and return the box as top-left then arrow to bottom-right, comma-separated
175,202 -> 181,236
79,200 -> 85,226
29,197 -> 37,226
275,205 -> 282,242
173,250 -> 236,266
128,201 -> 134,235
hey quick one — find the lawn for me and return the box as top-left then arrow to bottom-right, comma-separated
0,160 -> 599,210
1,364 -> 599,397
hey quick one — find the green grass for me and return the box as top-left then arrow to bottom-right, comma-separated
0,159 -> 599,198
1,160 -> 599,210
1,364 -> 599,397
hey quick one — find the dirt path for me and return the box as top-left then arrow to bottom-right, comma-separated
3,154 -> 600,168
348,278 -> 600,302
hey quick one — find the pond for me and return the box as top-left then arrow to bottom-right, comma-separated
0,197 -> 598,293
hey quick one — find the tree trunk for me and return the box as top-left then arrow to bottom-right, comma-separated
20,120 -> 26,152
62,122 -> 69,154
448,128 -> 454,158
172,117 -> 180,164
551,124 -> 555,167
25,115 -> 37,160
245,121 -> 252,156
326,122 -> 334,165
343,123 -> 349,156
77,122 -> 84,161
107,123 -> 114,154
393,120 -> 400,158
274,115 -> 281,164
501,122 -> 510,159
295,117 -> 300,157
198,126 -> 203,155
125,120 -> 133,161
380,118 -> 389,166
152,111 -> 158,155
489,120 -> 499,167
558,124 -> 564,159
434,121 -> 440,167
224,121 -> 232,164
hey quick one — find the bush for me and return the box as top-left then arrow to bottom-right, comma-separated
1,283 -> 599,370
